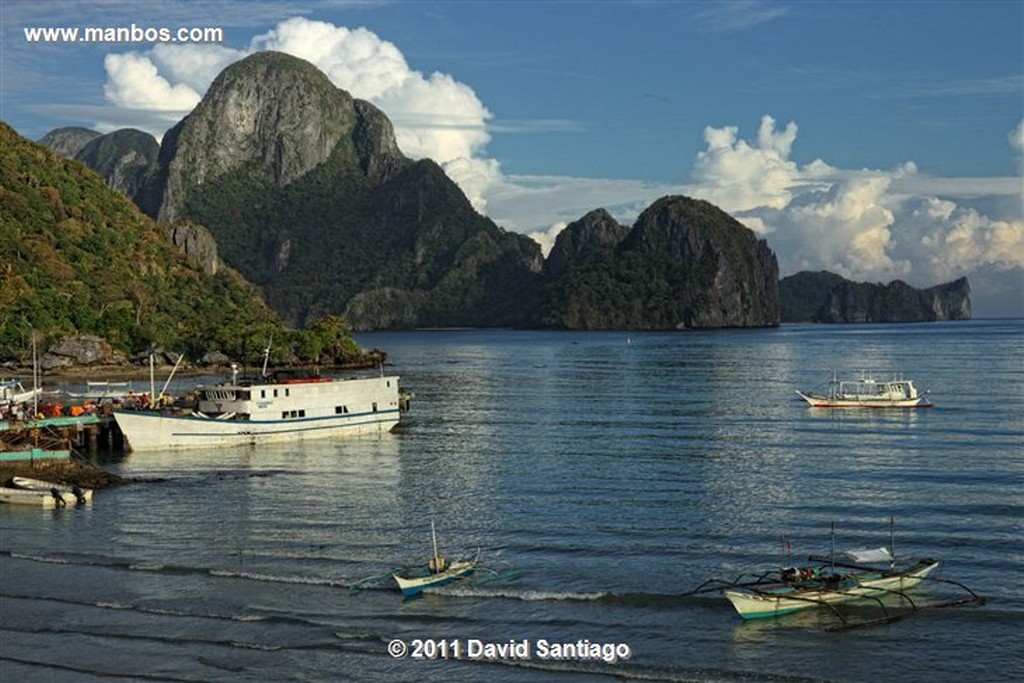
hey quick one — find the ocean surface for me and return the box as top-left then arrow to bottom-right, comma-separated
1,320 -> 1021,682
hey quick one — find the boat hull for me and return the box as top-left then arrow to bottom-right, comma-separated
394,561 -> 477,596
723,560 -> 940,619
796,391 -> 932,408
0,486 -> 90,508
113,408 -> 400,452
11,477 -> 93,503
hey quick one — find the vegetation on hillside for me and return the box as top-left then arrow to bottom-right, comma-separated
0,122 -> 369,366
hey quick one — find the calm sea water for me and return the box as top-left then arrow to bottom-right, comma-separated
2,321 -> 1021,682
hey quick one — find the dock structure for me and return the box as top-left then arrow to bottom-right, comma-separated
0,414 -> 105,462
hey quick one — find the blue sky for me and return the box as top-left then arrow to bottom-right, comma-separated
2,1 -> 1022,315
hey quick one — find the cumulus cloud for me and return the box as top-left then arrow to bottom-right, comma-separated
685,117 -> 1024,290
103,52 -> 202,112
1012,119 -> 1024,153
690,115 -> 805,213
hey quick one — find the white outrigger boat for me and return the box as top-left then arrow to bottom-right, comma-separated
112,367 -> 405,452
796,372 -> 932,408
687,525 -> 984,630
722,551 -> 940,620
393,522 -> 478,597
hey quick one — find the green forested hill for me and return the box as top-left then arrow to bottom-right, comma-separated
0,122 -> 359,365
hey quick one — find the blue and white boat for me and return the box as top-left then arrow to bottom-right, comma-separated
393,522 -> 478,596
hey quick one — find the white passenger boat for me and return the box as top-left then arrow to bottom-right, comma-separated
796,372 -> 932,408
112,369 -> 404,451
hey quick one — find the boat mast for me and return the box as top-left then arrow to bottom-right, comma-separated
158,353 -> 185,404
261,336 -> 273,377
830,521 -> 836,572
889,516 -> 896,561
31,329 -> 39,417
431,520 -> 440,574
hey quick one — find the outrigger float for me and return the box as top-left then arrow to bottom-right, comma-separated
687,524 -> 984,630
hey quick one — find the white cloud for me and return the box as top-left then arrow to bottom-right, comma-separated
689,115 -> 806,213
1011,119 -> 1024,153
681,117 -> 1023,291
103,52 -> 202,112
252,19 -> 410,100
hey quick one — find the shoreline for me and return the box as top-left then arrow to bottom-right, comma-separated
3,358 -> 390,385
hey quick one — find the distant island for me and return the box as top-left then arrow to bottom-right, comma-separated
780,271 -> 971,323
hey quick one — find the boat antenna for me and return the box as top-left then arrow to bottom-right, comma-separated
148,343 -> 156,405
31,328 -> 39,417
830,521 -> 836,572
261,336 -> 273,377
431,520 -> 441,574
780,534 -> 792,566
889,516 -> 896,561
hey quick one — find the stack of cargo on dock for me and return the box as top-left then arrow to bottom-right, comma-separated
0,414 -> 101,462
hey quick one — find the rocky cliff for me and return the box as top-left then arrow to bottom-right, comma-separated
145,51 -> 406,222
39,127 -> 158,201
780,271 -> 972,322
544,209 -> 630,277
136,51 -> 542,328
538,196 -> 780,329
74,128 -> 158,199
37,127 -> 101,158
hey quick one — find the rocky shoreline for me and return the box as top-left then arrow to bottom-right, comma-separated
1,459 -> 128,490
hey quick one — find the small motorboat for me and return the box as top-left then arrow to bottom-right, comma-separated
11,476 -> 92,503
393,522 -> 478,597
797,372 -> 932,408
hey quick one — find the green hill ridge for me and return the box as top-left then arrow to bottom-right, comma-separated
0,121 -> 366,367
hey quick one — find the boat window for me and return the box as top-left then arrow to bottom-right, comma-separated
282,411 -> 288,419
273,389 -> 278,398
261,390 -> 266,399
387,381 -> 391,387
299,410 -> 305,417
285,388 -> 290,397
238,391 -> 250,400
372,402 -> 378,412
